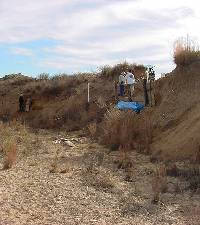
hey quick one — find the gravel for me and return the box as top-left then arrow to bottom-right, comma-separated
0,130 -> 199,225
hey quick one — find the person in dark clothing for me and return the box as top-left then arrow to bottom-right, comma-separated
118,72 -> 126,96
19,94 -> 25,112
29,96 -> 33,111
143,78 -> 149,106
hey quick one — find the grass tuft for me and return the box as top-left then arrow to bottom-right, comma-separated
173,35 -> 200,67
2,138 -> 17,170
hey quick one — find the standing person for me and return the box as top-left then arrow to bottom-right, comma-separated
118,72 -> 126,96
148,66 -> 155,106
25,97 -> 30,112
125,69 -> 135,100
29,96 -> 33,111
19,94 -> 25,112
143,77 -> 149,106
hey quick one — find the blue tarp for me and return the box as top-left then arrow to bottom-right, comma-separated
116,101 -> 144,113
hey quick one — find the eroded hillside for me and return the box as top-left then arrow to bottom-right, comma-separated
1,62 -> 200,161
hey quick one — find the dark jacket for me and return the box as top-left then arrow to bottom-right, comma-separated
19,96 -> 24,104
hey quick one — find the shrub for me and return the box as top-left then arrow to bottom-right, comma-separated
173,36 -> 200,66
99,62 -> 146,82
87,122 -> 97,138
99,62 -> 136,80
151,164 -> 168,204
101,108 -> 153,153
2,138 -> 17,170
102,109 -> 142,150
37,73 -> 50,80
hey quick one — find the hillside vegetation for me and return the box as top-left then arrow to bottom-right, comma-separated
1,41 -> 200,224
1,55 -> 200,161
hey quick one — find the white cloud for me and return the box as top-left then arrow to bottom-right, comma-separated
0,0 -> 200,75
10,47 -> 33,56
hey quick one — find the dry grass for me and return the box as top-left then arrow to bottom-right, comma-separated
0,120 -> 35,158
96,96 -> 107,108
87,122 -> 97,137
182,205 -> 200,224
99,62 -> 146,81
144,111 -> 153,153
173,36 -> 200,66
15,73 -> 106,130
151,164 -> 168,203
2,138 -> 17,170
0,62 -> 145,131
117,145 -> 133,170
166,162 -> 200,194
101,109 -> 152,153
191,145 -> 200,164
49,149 -> 59,173
82,166 -> 115,192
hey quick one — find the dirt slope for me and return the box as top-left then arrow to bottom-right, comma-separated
152,62 -> 200,159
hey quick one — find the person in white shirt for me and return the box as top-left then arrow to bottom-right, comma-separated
125,69 -> 135,100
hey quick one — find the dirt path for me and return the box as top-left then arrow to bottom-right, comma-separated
0,129 -> 199,225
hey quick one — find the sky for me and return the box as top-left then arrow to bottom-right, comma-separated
0,0 -> 200,78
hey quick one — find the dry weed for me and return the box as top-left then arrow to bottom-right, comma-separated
49,149 -> 59,173
182,205 -> 200,224
174,35 -> 200,66
96,96 -> 107,108
99,62 -> 144,80
191,145 -> 200,164
117,145 -> 133,170
102,109 -> 145,152
87,122 -> 97,137
144,111 -> 153,153
2,138 -> 17,170
82,167 -> 115,192
151,164 -> 168,203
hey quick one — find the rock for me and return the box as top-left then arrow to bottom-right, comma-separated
64,140 -> 76,147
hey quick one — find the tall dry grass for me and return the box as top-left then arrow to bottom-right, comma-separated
2,138 -> 17,170
101,109 -> 151,152
0,123 -> 17,169
173,36 -> 200,66
151,164 -> 168,203
0,120 -> 35,161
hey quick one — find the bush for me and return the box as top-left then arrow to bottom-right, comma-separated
102,109 -> 141,150
0,123 -> 17,169
2,138 -> 17,170
100,109 -> 153,153
37,73 -> 50,80
173,36 -> 200,66
99,62 -> 146,82
99,62 -> 135,80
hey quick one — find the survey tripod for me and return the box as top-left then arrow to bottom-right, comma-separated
143,66 -> 155,107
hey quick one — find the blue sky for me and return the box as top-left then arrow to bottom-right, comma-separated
0,0 -> 199,78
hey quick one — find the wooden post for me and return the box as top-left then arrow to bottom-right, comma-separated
143,78 -> 149,106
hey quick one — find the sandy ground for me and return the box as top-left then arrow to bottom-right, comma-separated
0,129 -> 200,225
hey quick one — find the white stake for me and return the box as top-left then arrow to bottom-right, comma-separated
88,83 -> 90,103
